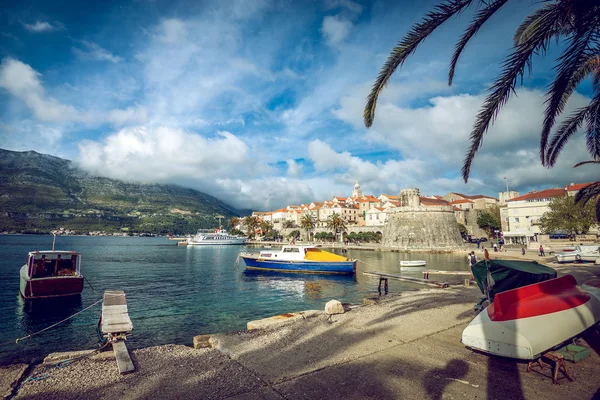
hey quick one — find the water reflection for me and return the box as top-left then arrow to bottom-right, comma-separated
242,270 -> 356,300
17,295 -> 83,333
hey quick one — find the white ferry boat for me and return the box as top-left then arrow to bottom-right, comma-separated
186,229 -> 246,245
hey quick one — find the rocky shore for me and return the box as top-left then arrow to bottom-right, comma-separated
2,250 -> 599,400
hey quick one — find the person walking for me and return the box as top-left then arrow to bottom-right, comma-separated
468,251 -> 477,280
521,246 -> 526,256
539,244 -> 545,256
476,239 -> 480,249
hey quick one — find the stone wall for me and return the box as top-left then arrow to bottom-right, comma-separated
382,206 -> 464,249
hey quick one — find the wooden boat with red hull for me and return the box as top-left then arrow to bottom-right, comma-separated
462,275 -> 600,360
20,251 -> 84,300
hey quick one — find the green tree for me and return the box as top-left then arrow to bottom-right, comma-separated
476,206 -> 501,238
288,229 -> 301,240
364,0 -> 600,220
243,216 -> 259,239
326,213 -> 346,243
260,220 -> 273,237
540,195 -> 595,234
282,220 -> 295,229
300,214 -> 316,241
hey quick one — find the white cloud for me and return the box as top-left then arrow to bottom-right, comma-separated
307,139 -> 432,196
333,87 -> 597,194
321,15 -> 353,46
22,20 -> 63,33
286,159 -> 303,177
0,120 -> 64,155
325,0 -> 363,15
0,58 -> 79,122
72,40 -> 123,63
0,58 -> 145,124
76,126 -> 284,209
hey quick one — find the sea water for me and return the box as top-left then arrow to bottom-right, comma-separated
0,235 -> 468,364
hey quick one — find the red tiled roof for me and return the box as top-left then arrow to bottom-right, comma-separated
433,195 -> 443,200
359,195 -> 379,202
382,194 -> 400,199
420,197 -> 450,206
449,199 -> 473,205
507,188 -> 566,202
449,192 -> 496,201
565,182 -> 593,192
468,194 -> 498,200
333,196 -> 347,201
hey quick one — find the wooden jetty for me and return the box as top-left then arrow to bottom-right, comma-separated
364,271 -> 449,294
421,270 -> 472,279
101,290 -> 134,374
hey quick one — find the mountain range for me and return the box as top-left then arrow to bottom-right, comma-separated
0,149 -> 243,234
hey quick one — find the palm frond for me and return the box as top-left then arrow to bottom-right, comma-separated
574,160 -> 600,168
364,0 -> 474,128
513,3 -> 572,46
449,0 -> 508,86
574,181 -> 600,206
540,19 -> 600,163
560,53 -> 600,109
545,105 -> 589,166
461,2 -> 569,181
584,98 -> 600,158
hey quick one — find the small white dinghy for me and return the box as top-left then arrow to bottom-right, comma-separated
399,260 -> 427,267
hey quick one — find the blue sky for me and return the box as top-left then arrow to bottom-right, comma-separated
0,0 -> 596,210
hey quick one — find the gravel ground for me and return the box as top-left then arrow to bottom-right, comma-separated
14,345 -> 265,400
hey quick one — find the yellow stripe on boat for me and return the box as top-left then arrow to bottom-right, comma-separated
304,248 -> 348,262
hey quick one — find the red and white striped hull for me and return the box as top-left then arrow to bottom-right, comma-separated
462,276 -> 600,360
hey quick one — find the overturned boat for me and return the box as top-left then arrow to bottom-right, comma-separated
462,259 -> 600,360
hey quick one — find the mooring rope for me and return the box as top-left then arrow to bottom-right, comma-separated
83,276 -> 97,294
15,297 -> 104,344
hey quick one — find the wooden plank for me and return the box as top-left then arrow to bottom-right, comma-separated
103,323 -> 134,333
112,341 -> 135,374
103,292 -> 127,306
422,270 -> 471,276
364,271 -> 449,288
102,305 -> 129,315
103,317 -> 133,329
102,290 -> 133,335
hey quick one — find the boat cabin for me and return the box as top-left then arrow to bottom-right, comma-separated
26,251 -> 81,279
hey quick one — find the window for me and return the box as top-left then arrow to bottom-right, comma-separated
515,217 -> 520,223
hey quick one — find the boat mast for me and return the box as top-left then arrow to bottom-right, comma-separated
216,215 -> 224,230
52,231 -> 57,251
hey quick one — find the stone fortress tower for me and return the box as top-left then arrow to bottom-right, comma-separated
382,188 -> 464,249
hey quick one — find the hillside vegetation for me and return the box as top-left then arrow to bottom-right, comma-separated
0,149 -> 241,234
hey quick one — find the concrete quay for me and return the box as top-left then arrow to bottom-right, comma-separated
6,263 -> 600,400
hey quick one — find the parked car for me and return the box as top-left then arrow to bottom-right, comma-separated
479,237 -> 488,242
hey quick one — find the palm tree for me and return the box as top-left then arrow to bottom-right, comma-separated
326,213 -> 347,243
364,0 -> 600,220
243,216 -> 259,239
300,214 -> 316,241
260,220 -> 273,237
